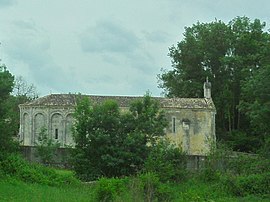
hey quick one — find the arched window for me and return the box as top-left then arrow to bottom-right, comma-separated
34,113 -> 45,144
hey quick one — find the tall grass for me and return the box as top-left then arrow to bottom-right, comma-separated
0,179 -> 95,202
1,144 -> 269,201
0,153 -> 79,186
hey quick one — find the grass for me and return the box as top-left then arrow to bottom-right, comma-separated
0,151 -> 269,201
0,177 -> 269,202
173,179 -> 270,202
0,178 -> 95,202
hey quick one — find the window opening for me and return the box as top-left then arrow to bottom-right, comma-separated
55,128 -> 58,139
172,117 -> 176,133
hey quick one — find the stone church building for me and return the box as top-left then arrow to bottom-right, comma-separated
19,81 -> 216,156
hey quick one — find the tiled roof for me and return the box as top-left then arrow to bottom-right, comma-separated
20,94 -> 215,110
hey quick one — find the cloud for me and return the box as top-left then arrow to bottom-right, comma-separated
143,31 -> 170,43
79,20 -> 159,75
80,20 -> 140,54
0,0 -> 15,8
4,20 -> 75,94
7,21 -> 50,65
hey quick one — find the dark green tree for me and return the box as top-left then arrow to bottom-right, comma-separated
72,94 -> 167,181
0,64 -> 18,155
158,17 -> 270,152
240,65 -> 270,155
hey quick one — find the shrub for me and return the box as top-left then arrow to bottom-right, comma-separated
137,172 -> 175,202
0,153 -> 79,186
35,127 -> 60,165
201,142 -> 270,180
95,177 -> 128,202
227,153 -> 270,175
224,172 -> 270,196
144,139 -> 187,183
139,172 -> 160,201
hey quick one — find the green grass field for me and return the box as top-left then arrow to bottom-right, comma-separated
0,177 -> 269,202
0,178 -> 95,202
0,153 -> 269,201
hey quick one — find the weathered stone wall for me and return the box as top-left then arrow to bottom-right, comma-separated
165,108 -> 215,155
20,146 -> 207,170
19,101 -> 215,156
19,106 -> 75,147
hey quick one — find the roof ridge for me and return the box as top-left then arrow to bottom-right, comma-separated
19,94 -> 215,110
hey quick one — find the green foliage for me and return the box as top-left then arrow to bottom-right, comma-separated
201,143 -> 270,178
129,92 -> 168,145
0,153 -> 79,186
198,143 -> 270,198
0,180 -> 96,202
225,130 -> 260,153
158,16 -> 270,152
72,94 -> 168,181
240,64 -> 270,154
138,172 -> 176,202
0,65 -> 19,154
35,127 -> 60,165
95,177 -> 128,202
95,173 -> 176,202
223,173 -> 270,197
6,76 -> 38,138
144,139 -> 187,183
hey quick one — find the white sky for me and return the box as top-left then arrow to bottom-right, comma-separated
0,0 -> 269,97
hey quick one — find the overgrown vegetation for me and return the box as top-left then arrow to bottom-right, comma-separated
72,93 -> 168,181
0,153 -> 79,186
0,141 -> 269,201
1,16 -> 270,201
158,16 -> 270,153
35,127 -> 60,165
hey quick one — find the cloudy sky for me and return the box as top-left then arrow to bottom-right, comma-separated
0,0 -> 269,97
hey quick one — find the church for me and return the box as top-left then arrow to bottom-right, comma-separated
19,80 -> 216,156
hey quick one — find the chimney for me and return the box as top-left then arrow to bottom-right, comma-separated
204,77 -> 211,98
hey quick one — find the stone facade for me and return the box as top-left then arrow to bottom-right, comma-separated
19,82 -> 216,155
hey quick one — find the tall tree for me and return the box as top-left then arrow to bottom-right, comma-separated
240,64 -> 270,155
72,94 -> 167,181
158,17 -> 270,151
0,64 -> 17,155
7,76 -> 38,137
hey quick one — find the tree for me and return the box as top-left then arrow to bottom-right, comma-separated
13,75 -> 38,99
7,76 -> 38,137
0,64 -> 18,155
129,92 -> 167,145
158,17 -> 270,152
35,127 -> 60,165
72,94 -> 168,181
240,65 -> 270,155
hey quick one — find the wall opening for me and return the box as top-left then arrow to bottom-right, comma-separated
172,117 -> 176,133
55,128 -> 58,139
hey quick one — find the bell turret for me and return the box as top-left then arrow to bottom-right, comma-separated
204,77 -> 211,98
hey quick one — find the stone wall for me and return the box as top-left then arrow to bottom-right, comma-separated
165,108 -> 215,155
20,146 -> 207,170
19,102 -> 216,155
19,106 -> 75,148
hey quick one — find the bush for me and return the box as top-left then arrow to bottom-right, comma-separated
201,142 -> 270,178
95,177 -> 128,202
224,172 -> 270,197
94,173 -> 176,202
35,127 -> 60,165
144,139 -> 187,183
135,172 -> 175,202
0,154 -> 79,186
227,154 -> 270,175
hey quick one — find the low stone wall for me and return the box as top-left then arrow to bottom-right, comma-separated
20,146 -> 208,170
20,146 -> 71,168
